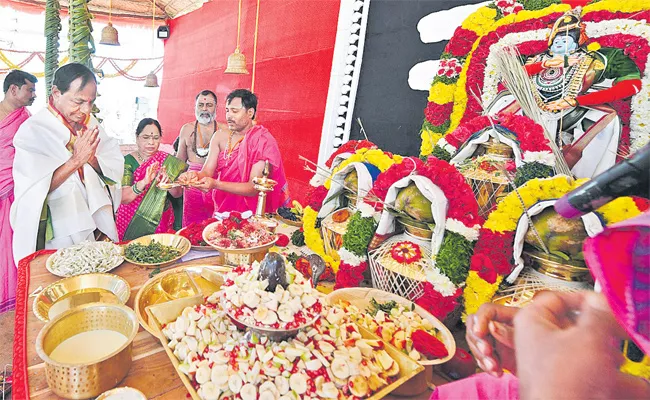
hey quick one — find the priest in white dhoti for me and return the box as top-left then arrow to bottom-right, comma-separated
10,63 -> 123,263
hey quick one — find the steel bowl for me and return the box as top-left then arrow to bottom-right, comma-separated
33,273 -> 131,323
123,233 -> 191,268
35,303 -> 139,399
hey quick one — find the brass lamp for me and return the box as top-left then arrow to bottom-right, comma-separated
225,0 -> 249,75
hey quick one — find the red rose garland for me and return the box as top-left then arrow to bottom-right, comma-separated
365,157 -> 423,211
334,261 -> 367,290
469,229 -> 516,283
411,329 -> 449,359
415,283 -> 463,321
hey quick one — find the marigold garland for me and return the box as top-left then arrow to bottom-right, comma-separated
420,0 -> 650,156
302,206 -> 340,272
428,81 -> 456,104
464,175 -> 643,316
324,148 -> 402,190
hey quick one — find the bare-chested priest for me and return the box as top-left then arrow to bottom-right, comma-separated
176,90 -> 227,226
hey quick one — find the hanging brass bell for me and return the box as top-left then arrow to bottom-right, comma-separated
99,22 -> 120,46
224,48 -> 249,74
144,72 -> 159,87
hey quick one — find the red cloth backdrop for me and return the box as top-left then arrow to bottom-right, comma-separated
158,0 -> 341,203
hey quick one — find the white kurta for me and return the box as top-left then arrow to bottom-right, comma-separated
10,108 -> 123,264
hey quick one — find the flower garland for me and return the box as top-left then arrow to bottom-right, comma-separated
421,1 -> 650,156
302,206 -> 340,272
464,175 -> 644,315
433,113 -> 555,186
325,139 -> 377,168
324,148 -> 402,190
367,157 -> 483,319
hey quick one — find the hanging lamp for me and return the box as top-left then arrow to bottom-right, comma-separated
225,0 -> 249,74
99,0 -> 120,45
145,0 -> 159,87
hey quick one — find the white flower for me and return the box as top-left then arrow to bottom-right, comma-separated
358,202 -> 376,219
437,138 -> 457,154
309,174 -> 327,188
523,151 -> 555,166
338,247 -> 366,266
445,219 -> 480,241
425,267 -> 457,297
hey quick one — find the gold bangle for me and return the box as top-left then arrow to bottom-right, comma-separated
566,97 -> 578,107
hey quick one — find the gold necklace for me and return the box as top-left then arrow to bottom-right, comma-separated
135,151 -> 147,163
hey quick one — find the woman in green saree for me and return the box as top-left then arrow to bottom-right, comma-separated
116,118 -> 187,240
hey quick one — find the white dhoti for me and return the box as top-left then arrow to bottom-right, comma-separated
10,108 -> 123,263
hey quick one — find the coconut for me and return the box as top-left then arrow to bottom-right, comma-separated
394,183 -> 434,223
344,170 -> 359,193
524,208 -> 588,260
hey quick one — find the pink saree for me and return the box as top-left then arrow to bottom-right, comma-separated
182,161 -> 215,226
116,151 -> 177,240
0,107 -> 30,313
212,125 -> 290,213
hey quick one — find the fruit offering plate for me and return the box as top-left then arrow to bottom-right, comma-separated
326,288 -> 456,366
135,265 -> 229,337
146,293 -> 423,400
177,227 -> 216,252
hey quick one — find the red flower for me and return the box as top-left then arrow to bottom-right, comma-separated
389,241 -> 423,264
415,282 -> 461,321
325,140 -> 377,168
295,257 -> 311,277
412,330 -> 449,359
446,27 -> 478,57
334,262 -> 366,289
425,102 -> 454,126
505,160 -> 516,172
305,185 -> 329,211
275,233 -> 290,247
479,161 -> 497,172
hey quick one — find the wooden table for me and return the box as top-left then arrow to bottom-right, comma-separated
17,252 -> 439,399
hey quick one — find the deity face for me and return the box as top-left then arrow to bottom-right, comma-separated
550,34 -> 578,56
51,77 -> 97,125
195,94 -> 217,125
136,123 -> 162,158
225,97 -> 254,133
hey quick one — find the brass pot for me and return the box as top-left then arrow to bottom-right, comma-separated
397,217 -> 433,239
36,303 -> 139,399
524,251 -> 591,282
483,139 -> 513,159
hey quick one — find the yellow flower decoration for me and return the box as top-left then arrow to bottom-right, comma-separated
420,129 -> 442,157
302,206 -> 340,272
596,197 -> 642,224
324,149 -> 400,190
464,271 -> 503,316
583,0 -> 650,13
587,42 -> 601,52
461,6 -> 498,36
428,81 -> 456,105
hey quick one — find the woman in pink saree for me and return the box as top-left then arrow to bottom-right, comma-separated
116,119 -> 186,240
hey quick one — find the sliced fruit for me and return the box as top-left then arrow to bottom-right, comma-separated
275,375 -> 290,395
289,372 -> 308,394
368,374 -> 387,391
195,365 -> 211,384
375,350 -> 394,371
385,358 -> 400,377
330,357 -> 350,379
349,375 -> 370,398
228,374 -> 243,393
240,383 -> 257,400
319,381 -> 339,399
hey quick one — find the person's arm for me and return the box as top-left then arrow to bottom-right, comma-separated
214,160 -> 266,196
121,162 -> 158,204
49,126 -> 99,193
176,127 -> 189,163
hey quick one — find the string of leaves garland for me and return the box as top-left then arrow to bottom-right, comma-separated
68,0 -> 95,69
44,0 -> 61,97
419,0 -> 650,157
463,175 -> 644,317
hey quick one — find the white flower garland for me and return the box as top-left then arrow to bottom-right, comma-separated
425,267 -> 458,297
446,218 -> 481,241
338,247 -> 366,266
480,19 -> 650,153
522,150 -> 555,166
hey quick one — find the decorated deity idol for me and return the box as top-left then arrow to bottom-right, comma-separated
488,8 -> 642,179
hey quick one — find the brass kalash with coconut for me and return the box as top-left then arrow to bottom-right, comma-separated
492,207 -> 594,307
